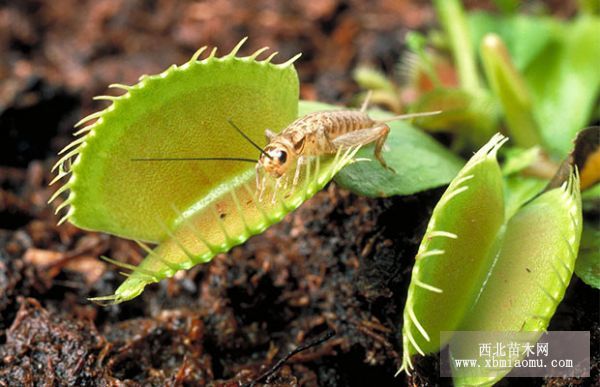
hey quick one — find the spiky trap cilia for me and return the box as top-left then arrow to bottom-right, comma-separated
398,133 -> 583,386
49,38 -> 360,304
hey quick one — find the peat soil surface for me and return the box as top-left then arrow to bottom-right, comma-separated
0,0 -> 597,386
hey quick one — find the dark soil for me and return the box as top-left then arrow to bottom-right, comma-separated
0,1 -> 596,386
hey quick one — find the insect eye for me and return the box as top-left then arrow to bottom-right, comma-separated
278,151 -> 287,164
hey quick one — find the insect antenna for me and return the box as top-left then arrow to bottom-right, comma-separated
379,110 -> 442,122
227,118 -> 273,159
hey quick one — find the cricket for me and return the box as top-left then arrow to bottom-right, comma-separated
134,91 -> 441,200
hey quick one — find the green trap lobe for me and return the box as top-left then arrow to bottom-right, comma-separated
401,134 -> 506,360
109,147 -> 359,303
63,48 -> 299,242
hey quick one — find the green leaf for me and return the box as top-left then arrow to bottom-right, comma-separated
453,175 -> 582,386
299,101 -> 465,197
575,222 -> 600,289
434,0 -> 483,92
105,145 -> 359,304
484,180 -> 583,311
468,12 -> 556,72
480,34 -> 542,148
51,39 -> 300,242
411,88 -> 498,147
524,16 -> 600,157
503,174 -> 547,219
501,146 -> 541,176
400,134 -> 506,369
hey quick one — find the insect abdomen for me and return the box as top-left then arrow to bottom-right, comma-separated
325,111 -> 374,137
280,110 -> 375,156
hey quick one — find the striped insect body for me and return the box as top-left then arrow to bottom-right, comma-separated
256,92 -> 441,198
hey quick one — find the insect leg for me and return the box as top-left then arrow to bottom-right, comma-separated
280,171 -> 289,192
292,156 -> 305,188
256,164 -> 268,202
258,173 -> 267,202
255,164 -> 260,190
331,124 -> 395,172
373,125 -> 395,172
271,176 -> 282,204
255,163 -> 263,195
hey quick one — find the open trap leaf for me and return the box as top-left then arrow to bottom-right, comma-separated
399,134 -> 583,383
49,39 -> 366,304
50,38 -> 301,242
96,146 -> 359,304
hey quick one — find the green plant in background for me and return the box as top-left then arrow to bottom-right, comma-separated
50,39 -> 463,303
356,0 -> 600,156
355,0 -> 599,285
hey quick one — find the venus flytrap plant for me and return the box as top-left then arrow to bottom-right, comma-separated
49,38 -> 360,304
398,133 -> 583,386
47,30 -> 591,386
451,172 -> 582,386
355,1 -> 599,158
50,38 -> 462,304
358,0 -> 600,385
51,38 -> 301,241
